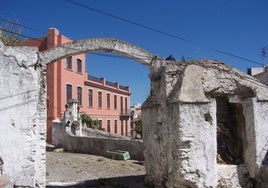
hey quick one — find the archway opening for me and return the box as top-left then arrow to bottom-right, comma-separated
216,96 -> 245,165
46,49 -> 150,186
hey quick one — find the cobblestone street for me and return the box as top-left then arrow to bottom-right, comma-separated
46,148 -> 146,188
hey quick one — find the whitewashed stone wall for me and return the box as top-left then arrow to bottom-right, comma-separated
0,40 -> 46,187
143,60 -> 268,187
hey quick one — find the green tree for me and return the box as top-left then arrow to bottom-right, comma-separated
81,113 -> 96,128
80,113 -> 104,131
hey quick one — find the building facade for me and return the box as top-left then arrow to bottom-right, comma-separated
23,28 -> 131,142
248,66 -> 268,86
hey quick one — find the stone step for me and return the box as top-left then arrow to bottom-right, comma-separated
0,176 -> 13,188
106,150 -> 131,160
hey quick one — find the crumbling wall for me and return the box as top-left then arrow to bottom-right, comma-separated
0,40 -> 46,187
143,60 -> 268,187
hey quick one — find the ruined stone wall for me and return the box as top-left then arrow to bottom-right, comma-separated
52,121 -> 144,160
143,60 -> 268,187
0,40 -> 46,187
64,133 -> 144,160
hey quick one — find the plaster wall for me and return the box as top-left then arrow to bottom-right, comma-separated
0,41 -> 46,187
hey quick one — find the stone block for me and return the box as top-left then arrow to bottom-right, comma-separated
106,150 -> 131,160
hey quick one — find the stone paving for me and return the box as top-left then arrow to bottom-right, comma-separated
46,147 -> 146,188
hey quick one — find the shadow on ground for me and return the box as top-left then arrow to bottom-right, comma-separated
46,175 -> 146,188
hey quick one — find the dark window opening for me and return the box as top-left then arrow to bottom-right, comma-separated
114,95 -> 117,109
216,96 -> 245,165
98,91 -> 102,108
77,87 -> 82,105
107,120 -> 111,133
125,97 -> 128,114
88,89 -> 93,107
125,120 -> 128,136
121,120 -> 123,135
66,56 -> 72,70
114,120 -> 117,134
66,84 -> 72,102
120,96 -> 123,114
107,93 -> 110,109
77,59 -> 82,73
98,120 -> 102,129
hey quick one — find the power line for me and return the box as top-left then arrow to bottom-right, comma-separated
0,16 -> 263,66
0,17 -> 39,33
64,0 -> 263,66
1,27 -> 36,40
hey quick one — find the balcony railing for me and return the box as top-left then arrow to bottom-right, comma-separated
120,109 -> 132,117
87,75 -> 101,83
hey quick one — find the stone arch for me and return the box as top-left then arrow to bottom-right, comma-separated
39,38 -> 160,70
3,35 -> 268,187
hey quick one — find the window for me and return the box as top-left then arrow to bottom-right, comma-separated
107,120 -> 111,133
114,120 -> 117,133
77,87 -> 82,105
114,95 -> 117,109
98,91 -> 102,108
66,84 -> 72,102
120,96 -> 123,114
121,120 -> 124,135
77,58 -> 82,73
107,93 -> 110,109
66,56 -> 72,70
88,89 -> 93,107
98,120 -> 102,129
125,120 -> 128,136
125,97 -> 128,114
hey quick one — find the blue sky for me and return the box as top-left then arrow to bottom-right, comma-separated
1,0 -> 268,105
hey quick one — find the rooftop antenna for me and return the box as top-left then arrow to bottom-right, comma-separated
262,47 -> 266,67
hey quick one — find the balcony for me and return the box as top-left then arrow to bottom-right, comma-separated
120,109 -> 132,118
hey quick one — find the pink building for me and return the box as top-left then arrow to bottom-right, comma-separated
23,28 -> 131,142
